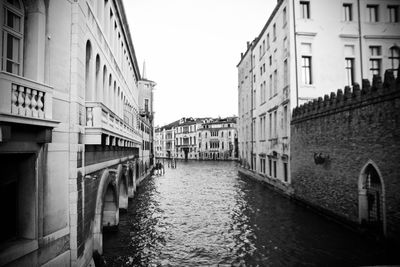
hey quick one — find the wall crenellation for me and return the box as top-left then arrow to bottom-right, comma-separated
292,68 -> 400,122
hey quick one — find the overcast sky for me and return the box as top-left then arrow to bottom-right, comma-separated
124,0 -> 274,127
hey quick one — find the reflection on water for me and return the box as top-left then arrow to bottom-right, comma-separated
103,161 -> 395,266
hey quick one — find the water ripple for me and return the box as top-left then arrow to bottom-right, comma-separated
103,161 -> 396,266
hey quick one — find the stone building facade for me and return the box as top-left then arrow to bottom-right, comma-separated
237,0 -> 400,188
0,0 -> 155,266
198,117 -> 238,160
154,120 -> 179,159
155,117 -> 238,161
291,70 -> 400,244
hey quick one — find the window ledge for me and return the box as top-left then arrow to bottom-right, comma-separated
0,239 -> 38,266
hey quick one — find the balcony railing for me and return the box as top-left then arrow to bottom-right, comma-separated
0,71 -> 57,127
85,102 -> 141,145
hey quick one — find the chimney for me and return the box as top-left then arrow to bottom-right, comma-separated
247,41 -> 250,49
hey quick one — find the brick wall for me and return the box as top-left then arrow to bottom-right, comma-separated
291,70 -> 400,243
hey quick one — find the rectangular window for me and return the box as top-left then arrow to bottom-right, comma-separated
343,3 -> 353,21
389,47 -> 399,77
367,5 -> 379,22
388,5 -> 399,23
262,40 -> 265,54
253,89 -> 256,108
301,56 -> 312,85
267,34 -> 270,49
2,8 -> 23,75
273,160 -> 277,178
273,23 -> 276,41
261,158 -> 266,174
283,105 -> 288,136
300,1 -> 310,19
144,99 -> 149,112
284,59 -> 288,86
263,81 -> 266,103
269,55 -> 272,66
269,113 -> 272,138
269,74 -> 273,98
283,7 -> 287,25
283,37 -> 288,51
268,158 -> 272,176
260,83 -> 264,103
283,162 -> 288,182
273,111 -> 277,138
345,58 -> 355,86
273,69 -> 278,95
369,46 -> 381,78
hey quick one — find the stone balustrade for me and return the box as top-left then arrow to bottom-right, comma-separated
85,101 -> 141,146
0,71 -> 54,123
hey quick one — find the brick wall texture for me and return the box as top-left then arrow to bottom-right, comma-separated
291,71 -> 400,242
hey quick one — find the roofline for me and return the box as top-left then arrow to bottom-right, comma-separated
255,0 -> 285,46
236,37 -> 258,67
237,0 -> 285,67
114,0 -> 141,81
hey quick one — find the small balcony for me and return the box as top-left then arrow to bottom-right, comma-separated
85,102 -> 141,146
0,71 -> 58,128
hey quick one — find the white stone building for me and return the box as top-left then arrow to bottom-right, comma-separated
0,0 -> 155,266
237,0 -> 400,186
198,117 -> 238,160
174,117 -> 201,160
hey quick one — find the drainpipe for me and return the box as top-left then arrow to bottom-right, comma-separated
357,0 -> 364,81
250,49 -> 254,170
292,0 -> 299,107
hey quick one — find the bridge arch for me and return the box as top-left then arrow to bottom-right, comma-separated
93,169 -> 119,254
358,160 -> 386,236
116,164 -> 129,211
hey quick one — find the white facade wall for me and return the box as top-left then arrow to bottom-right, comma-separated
237,0 -> 400,185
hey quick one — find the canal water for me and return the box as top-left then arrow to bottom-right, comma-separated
103,161 -> 395,266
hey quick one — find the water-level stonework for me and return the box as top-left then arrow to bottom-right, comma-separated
103,161 -> 395,266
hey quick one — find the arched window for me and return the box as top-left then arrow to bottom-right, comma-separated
358,161 -> 386,235
389,46 -> 399,77
113,81 -> 116,112
117,87 -> 120,115
95,54 -> 100,101
103,65 -> 107,105
1,0 -> 24,75
108,74 -> 112,109
85,41 -> 93,100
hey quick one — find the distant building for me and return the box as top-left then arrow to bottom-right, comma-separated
138,65 -> 156,172
155,120 -> 179,159
198,117 -> 238,160
174,117 -> 202,160
237,0 -> 400,186
155,117 -> 238,161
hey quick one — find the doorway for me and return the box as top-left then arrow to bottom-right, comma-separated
358,161 -> 386,235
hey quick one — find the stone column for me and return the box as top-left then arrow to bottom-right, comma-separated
24,1 -> 46,83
